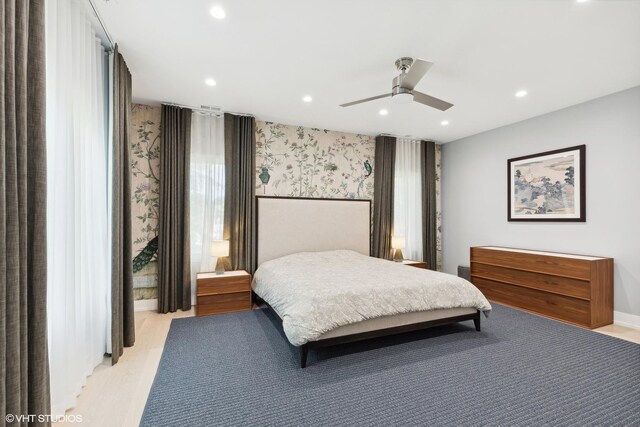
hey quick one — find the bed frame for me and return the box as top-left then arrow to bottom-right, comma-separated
254,196 -> 482,368
298,311 -> 481,368
256,296 -> 481,368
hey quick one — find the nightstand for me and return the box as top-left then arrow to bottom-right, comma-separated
196,271 -> 252,316
400,260 -> 428,269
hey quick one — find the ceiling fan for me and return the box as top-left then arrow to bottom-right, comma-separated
340,57 -> 453,111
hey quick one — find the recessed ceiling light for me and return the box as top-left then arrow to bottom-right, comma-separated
209,5 -> 226,19
302,95 -> 312,103
515,90 -> 528,98
205,78 -> 216,86
441,120 -> 449,126
576,0 -> 589,3
379,109 -> 389,116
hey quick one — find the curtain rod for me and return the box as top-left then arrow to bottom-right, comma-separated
89,0 -> 115,51
161,102 -> 255,118
379,133 -> 436,143
160,105 -> 426,135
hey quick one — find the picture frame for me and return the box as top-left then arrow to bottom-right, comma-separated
507,145 -> 586,222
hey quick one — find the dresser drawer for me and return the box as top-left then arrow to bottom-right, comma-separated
471,247 -> 591,280
196,291 -> 251,316
471,263 -> 590,300
472,277 -> 590,327
197,277 -> 250,296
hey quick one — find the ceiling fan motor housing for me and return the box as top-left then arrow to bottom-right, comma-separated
392,57 -> 415,102
392,77 -> 412,95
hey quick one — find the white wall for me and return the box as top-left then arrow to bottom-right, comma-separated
442,86 -> 640,317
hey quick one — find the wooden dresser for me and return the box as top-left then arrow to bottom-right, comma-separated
196,271 -> 252,316
470,246 -> 613,328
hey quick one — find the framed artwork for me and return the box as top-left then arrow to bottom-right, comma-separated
508,145 -> 586,222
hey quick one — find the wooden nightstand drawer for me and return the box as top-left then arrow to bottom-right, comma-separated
197,277 -> 250,295
401,260 -> 428,269
196,292 -> 251,316
196,270 -> 252,316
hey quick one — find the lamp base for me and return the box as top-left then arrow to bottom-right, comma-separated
393,249 -> 404,262
215,257 -> 226,275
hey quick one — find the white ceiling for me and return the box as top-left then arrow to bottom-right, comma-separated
94,0 -> 640,143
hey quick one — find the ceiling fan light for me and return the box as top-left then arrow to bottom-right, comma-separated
392,92 -> 413,104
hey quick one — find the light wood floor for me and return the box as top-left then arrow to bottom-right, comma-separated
595,323 -> 640,344
54,309 -> 640,427
54,308 -> 195,427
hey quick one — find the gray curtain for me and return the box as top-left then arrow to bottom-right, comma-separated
158,105 -> 192,313
421,140 -> 437,270
372,136 -> 396,260
223,114 -> 256,274
1,0 -> 51,423
111,46 -> 135,364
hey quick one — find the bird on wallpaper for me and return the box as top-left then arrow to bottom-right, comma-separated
364,160 -> 372,177
132,235 -> 158,273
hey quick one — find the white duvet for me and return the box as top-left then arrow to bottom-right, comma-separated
252,250 -> 492,346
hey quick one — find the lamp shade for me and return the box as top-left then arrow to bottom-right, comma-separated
211,240 -> 230,257
391,236 -> 405,249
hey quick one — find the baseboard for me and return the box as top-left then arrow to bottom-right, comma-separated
614,311 -> 640,330
134,298 -> 158,312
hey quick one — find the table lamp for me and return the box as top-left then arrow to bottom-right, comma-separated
211,240 -> 230,274
392,236 -> 405,262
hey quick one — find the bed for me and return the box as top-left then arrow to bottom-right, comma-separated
253,196 -> 492,367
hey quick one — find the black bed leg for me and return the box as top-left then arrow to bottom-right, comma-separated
300,345 -> 308,368
252,291 -> 264,307
473,312 -> 481,332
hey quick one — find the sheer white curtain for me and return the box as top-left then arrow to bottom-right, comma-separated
46,0 -> 110,415
394,138 -> 424,261
190,113 -> 225,293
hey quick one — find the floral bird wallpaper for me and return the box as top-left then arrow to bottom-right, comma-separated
130,104 -> 161,300
255,120 -> 442,270
129,111 -> 443,303
255,121 -> 376,199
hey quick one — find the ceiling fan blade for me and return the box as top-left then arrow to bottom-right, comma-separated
413,91 -> 454,111
340,93 -> 392,107
402,59 -> 433,90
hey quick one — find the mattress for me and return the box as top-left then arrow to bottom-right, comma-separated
252,250 -> 491,346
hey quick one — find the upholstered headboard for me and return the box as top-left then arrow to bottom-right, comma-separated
256,196 -> 371,266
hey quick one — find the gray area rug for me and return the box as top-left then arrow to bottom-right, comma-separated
141,304 -> 639,426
